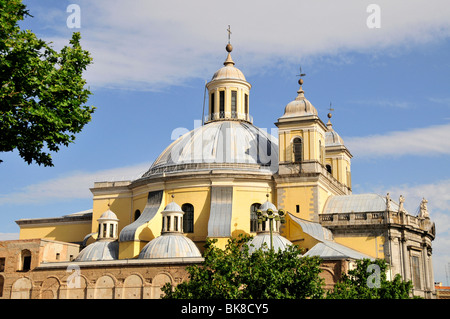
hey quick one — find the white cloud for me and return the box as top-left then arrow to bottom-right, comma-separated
0,162 -> 149,205
345,123 -> 450,158
385,179 -> 450,220
38,0 -> 450,90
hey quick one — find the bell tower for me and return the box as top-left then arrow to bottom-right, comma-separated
275,74 -> 327,175
274,73 -> 350,222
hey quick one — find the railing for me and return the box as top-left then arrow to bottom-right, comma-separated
204,112 -> 253,123
142,162 -> 273,177
320,211 -> 385,224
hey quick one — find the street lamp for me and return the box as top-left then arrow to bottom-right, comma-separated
256,208 -> 286,251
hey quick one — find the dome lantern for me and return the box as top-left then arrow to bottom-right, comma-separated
161,198 -> 184,234
205,27 -> 252,124
97,206 -> 119,240
137,198 -> 202,259
74,207 -> 119,261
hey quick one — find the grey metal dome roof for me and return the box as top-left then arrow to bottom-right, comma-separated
74,240 -> 119,261
247,233 -> 293,254
142,121 -> 278,177
138,233 -> 201,259
322,193 -> 399,214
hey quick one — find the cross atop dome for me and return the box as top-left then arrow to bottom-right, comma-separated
224,25 -> 235,66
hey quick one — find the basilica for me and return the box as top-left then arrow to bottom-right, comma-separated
0,41 -> 436,299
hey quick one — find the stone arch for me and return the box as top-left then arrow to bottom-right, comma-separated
122,273 -> 145,299
66,274 -> 88,299
319,267 -> 336,289
152,272 -> 173,299
41,276 -> 61,299
11,277 -> 32,299
94,274 -> 116,299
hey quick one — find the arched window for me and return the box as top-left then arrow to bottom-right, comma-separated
102,223 -> 107,238
134,209 -> 141,221
210,92 -> 215,115
231,90 -> 237,118
293,138 -> 302,163
182,203 -> 194,233
244,94 -> 249,115
250,203 -> 261,232
20,249 -> 32,271
326,164 -> 332,174
219,91 -> 225,118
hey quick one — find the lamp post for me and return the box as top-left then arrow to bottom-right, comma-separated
256,208 -> 286,251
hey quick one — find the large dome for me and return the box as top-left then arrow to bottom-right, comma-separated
143,121 -> 278,177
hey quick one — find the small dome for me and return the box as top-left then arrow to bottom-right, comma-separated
281,93 -> 318,118
98,209 -> 118,222
75,240 -> 119,261
247,233 -> 293,254
209,45 -> 247,82
280,80 -> 318,118
162,202 -> 183,214
211,65 -> 246,82
325,115 -> 345,146
138,233 -> 202,259
325,129 -> 344,146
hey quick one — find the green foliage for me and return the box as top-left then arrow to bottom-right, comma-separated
162,237 -> 415,299
1,0 -> 94,166
162,235 -> 325,299
326,258 -> 414,299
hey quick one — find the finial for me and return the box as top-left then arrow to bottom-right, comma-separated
226,25 -> 233,53
328,102 -> 334,119
327,102 -> 334,129
223,25 -> 235,66
296,66 -> 306,95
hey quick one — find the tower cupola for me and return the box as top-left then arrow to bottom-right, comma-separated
205,28 -> 252,124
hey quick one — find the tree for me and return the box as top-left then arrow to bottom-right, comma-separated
1,0 -> 94,166
326,258 -> 414,299
161,236 -> 325,299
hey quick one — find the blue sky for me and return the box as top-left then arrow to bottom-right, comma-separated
1,0 -> 449,283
